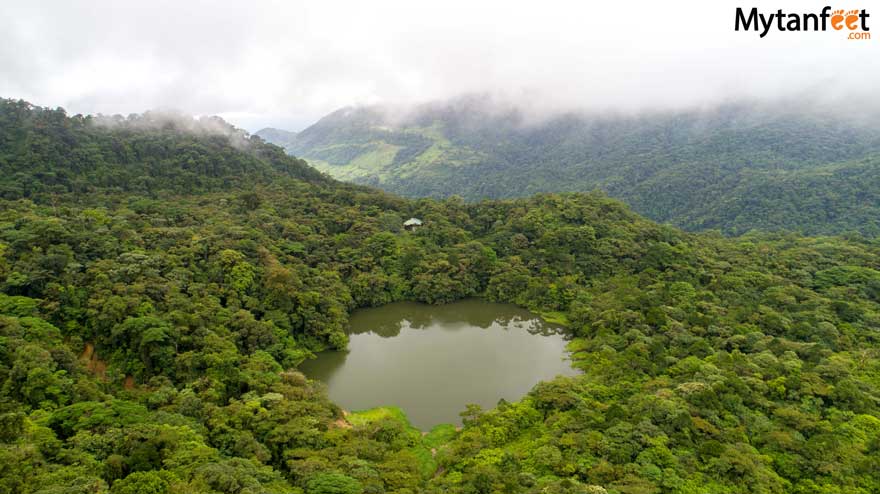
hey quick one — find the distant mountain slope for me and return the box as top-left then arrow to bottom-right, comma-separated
255,127 -> 297,148
258,98 -> 880,235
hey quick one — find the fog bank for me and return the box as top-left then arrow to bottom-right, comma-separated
2,0 -> 876,131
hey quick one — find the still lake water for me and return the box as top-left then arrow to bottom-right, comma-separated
299,299 -> 578,429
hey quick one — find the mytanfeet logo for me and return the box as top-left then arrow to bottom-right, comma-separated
736,6 -> 871,39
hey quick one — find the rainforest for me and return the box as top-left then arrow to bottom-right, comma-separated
255,99 -> 880,237
1,98 -> 879,494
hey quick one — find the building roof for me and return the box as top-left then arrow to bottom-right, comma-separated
404,217 -> 423,226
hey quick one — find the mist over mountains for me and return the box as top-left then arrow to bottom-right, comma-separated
258,96 -> 880,236
5,0 -> 880,492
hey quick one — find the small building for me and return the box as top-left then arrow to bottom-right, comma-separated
403,217 -> 423,231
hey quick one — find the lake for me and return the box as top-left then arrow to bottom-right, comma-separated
299,299 -> 578,429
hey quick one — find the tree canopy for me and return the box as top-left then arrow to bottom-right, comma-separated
2,99 -> 880,493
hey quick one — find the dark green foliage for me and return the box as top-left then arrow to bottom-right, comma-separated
2,100 -> 880,493
0,98 -> 328,200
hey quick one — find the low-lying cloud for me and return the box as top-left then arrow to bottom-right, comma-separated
91,110 -> 253,148
1,0 -> 877,132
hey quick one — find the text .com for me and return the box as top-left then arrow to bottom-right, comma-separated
736,6 -> 870,39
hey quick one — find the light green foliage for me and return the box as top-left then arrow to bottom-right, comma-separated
307,472 -> 363,494
111,471 -> 174,494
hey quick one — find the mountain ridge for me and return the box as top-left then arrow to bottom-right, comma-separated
258,98 -> 880,236
0,98 -> 331,199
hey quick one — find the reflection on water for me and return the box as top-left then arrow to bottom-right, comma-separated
299,299 -> 577,429
349,299 -> 566,337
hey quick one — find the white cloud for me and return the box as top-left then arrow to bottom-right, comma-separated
1,0 -> 877,131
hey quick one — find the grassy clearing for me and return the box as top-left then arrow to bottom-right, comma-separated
348,407 -> 460,479
423,423 -> 458,449
348,405 -> 411,426
349,142 -> 400,171
537,310 -> 568,326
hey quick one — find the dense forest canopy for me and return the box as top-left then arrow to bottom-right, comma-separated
0,99 -> 328,199
257,97 -> 880,236
2,98 -> 880,493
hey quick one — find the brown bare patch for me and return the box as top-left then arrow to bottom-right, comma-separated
79,342 -> 94,361
124,375 -> 135,390
328,410 -> 353,429
331,418 -> 353,429
80,342 -> 108,380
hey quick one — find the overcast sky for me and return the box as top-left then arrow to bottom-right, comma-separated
1,0 -> 877,132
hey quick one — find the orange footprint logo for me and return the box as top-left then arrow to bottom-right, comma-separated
831,9 -> 846,30
845,9 -> 861,29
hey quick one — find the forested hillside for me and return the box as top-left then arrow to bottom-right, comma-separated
3,99 -> 880,494
258,98 -> 880,236
0,100 -> 327,199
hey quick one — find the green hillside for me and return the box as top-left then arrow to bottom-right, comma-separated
3,98 -> 880,494
254,127 -> 298,149
258,98 -> 880,236
0,101 -> 327,199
